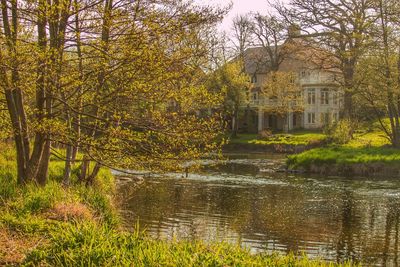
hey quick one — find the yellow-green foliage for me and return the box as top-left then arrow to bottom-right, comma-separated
324,119 -> 353,144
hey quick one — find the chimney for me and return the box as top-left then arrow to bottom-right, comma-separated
288,24 -> 301,38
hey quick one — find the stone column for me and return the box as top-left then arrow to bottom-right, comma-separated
288,111 -> 293,131
258,108 -> 264,132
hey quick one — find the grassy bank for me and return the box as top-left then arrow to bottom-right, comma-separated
0,143 -> 354,266
224,130 -> 327,153
0,143 -> 117,265
229,130 -> 326,146
288,130 -> 400,175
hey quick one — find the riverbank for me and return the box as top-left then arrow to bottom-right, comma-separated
0,143 -> 355,266
224,131 -> 327,153
287,130 -> 400,176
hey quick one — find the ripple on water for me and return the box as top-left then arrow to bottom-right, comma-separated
118,156 -> 400,265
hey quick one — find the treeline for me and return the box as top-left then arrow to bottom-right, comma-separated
224,0 -> 400,147
0,0 -> 226,186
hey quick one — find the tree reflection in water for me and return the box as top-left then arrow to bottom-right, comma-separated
118,156 -> 400,265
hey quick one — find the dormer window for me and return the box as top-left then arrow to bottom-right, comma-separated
301,70 -> 310,78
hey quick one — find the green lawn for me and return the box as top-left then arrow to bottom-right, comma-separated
288,130 -> 400,169
229,130 -> 327,146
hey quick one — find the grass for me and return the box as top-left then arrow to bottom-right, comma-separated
287,129 -> 400,170
0,142 -> 356,266
0,142 -> 117,265
228,130 -> 327,146
25,222 -> 355,267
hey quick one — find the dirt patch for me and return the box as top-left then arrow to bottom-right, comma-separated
0,228 -> 47,265
45,202 -> 93,222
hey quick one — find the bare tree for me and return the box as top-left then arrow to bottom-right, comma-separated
231,14 -> 253,60
274,0 -> 377,119
249,13 -> 289,72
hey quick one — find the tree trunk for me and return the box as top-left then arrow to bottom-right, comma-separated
26,0 -> 47,182
1,0 -> 29,184
86,162 -> 101,186
79,155 -> 90,182
231,110 -> 238,138
342,63 -> 355,119
71,0 -> 84,163
36,138 -> 50,186
63,144 -> 73,185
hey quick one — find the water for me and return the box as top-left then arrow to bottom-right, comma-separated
117,154 -> 400,266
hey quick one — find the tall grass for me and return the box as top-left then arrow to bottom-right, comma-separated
0,142 -> 118,229
24,222 -> 356,267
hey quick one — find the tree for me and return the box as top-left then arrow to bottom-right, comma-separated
355,0 -> 400,147
207,61 -> 251,137
249,13 -> 289,72
275,0 -> 376,119
260,71 -> 303,132
231,14 -> 253,60
0,0 -> 227,186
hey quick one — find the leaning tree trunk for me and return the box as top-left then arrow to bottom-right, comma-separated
1,0 -> 30,184
26,0 -> 48,183
86,162 -> 101,186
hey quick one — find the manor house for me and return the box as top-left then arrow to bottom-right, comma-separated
238,31 -> 343,133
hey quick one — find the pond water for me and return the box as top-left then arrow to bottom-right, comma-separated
117,154 -> 400,266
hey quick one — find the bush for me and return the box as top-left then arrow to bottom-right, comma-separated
324,119 -> 353,144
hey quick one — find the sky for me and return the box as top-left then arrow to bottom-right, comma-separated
198,0 -> 279,33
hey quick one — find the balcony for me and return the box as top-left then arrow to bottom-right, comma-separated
248,97 -> 303,110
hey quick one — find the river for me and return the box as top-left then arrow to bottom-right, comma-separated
117,154 -> 400,266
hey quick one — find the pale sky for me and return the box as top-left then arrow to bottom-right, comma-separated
198,0 -> 279,32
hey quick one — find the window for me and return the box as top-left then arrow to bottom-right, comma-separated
252,92 -> 258,101
307,112 -> 315,124
321,113 -> 330,125
333,91 -> 338,105
251,75 -> 257,84
321,89 -> 329,105
333,113 -> 338,121
301,70 -> 310,79
307,89 -> 315,105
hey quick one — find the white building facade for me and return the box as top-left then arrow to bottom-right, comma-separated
239,44 -> 343,133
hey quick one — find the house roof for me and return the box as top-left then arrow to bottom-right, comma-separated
243,38 -> 341,75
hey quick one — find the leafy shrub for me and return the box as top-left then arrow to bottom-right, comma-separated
324,119 -> 353,144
